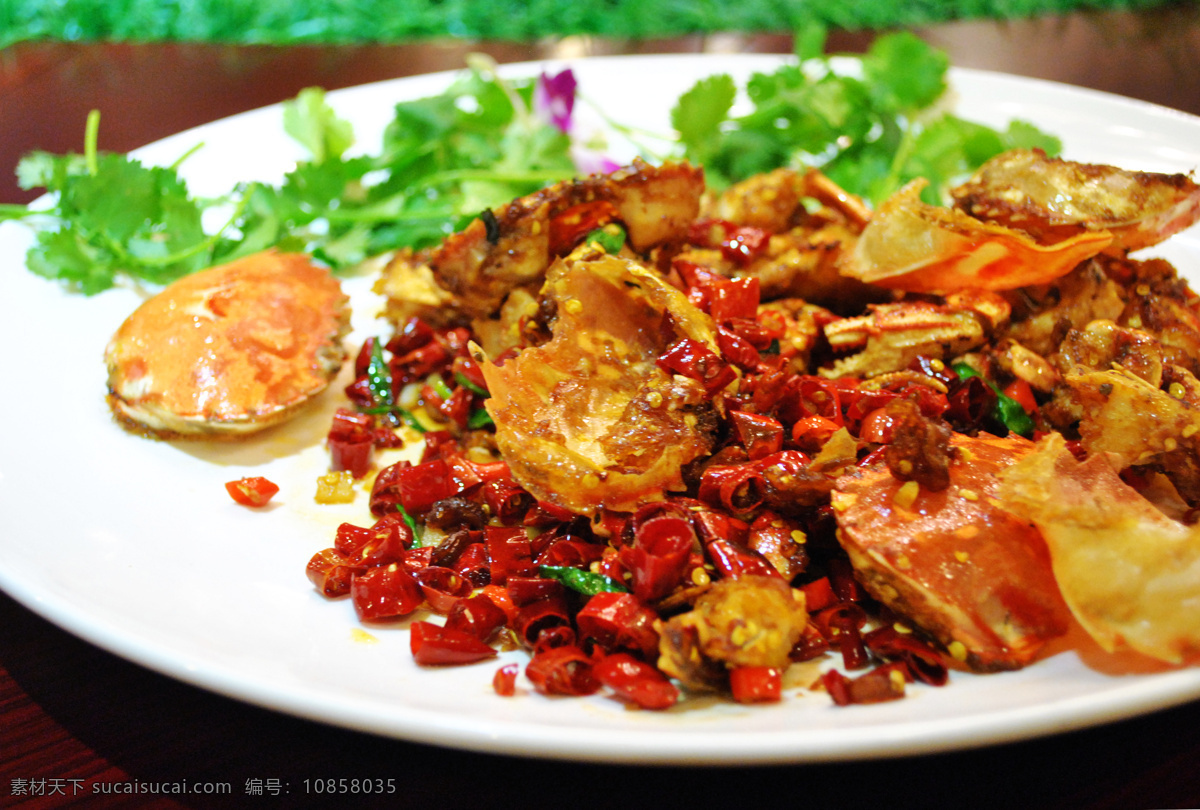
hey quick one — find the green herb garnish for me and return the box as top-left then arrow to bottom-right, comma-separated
538,565 -> 629,596
951,362 -> 1036,438
672,26 -> 1061,204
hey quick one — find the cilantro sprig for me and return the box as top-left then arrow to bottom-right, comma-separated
672,27 -> 1061,204
1,58 -> 580,294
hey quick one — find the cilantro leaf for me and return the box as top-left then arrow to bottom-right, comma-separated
670,32 -> 1059,205
671,73 -> 737,169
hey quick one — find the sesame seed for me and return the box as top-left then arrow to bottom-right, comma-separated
893,480 -> 920,509
958,488 -> 979,501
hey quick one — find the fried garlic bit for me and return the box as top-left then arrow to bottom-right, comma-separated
999,433 -> 1200,664
657,576 -> 808,691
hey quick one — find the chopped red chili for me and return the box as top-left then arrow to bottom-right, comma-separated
225,476 -> 279,507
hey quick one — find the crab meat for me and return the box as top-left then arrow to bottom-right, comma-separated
105,250 -> 349,439
999,433 -> 1200,664
832,432 -> 1071,671
478,245 -> 721,515
821,291 -> 1011,378
1056,360 -> 1200,506
384,159 -> 704,322
840,179 -> 1112,294
951,148 -> 1200,254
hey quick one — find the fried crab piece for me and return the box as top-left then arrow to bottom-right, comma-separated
379,159 -> 704,324
821,291 -> 1011,378
999,433 -> 1200,664
701,167 -> 871,233
832,432 -> 1071,671
1055,359 -> 1200,507
1002,259 -> 1129,357
840,179 -> 1112,294
686,168 -> 882,312
951,148 -> 1200,254
105,250 -> 349,439
756,297 -> 835,373
656,576 -> 808,692
477,245 -> 721,515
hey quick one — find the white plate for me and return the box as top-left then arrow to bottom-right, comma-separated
2,55 -> 1199,766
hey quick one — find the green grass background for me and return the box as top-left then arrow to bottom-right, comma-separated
0,0 -> 1185,46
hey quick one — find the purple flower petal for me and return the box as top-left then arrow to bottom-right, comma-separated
570,145 -> 622,177
535,68 -> 578,133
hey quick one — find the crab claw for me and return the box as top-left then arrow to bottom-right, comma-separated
840,180 -> 1112,294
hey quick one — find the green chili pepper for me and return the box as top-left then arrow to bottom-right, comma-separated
454,371 -> 490,397
585,223 -> 626,254
360,404 -> 429,433
428,374 -> 454,401
366,338 -> 394,408
538,565 -> 628,596
951,362 -> 1035,438
467,407 -> 494,429
398,504 -> 425,547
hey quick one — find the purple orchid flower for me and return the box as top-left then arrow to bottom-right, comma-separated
570,146 -> 622,177
534,68 -> 578,133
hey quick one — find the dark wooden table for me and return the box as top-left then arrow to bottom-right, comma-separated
4,10 -> 1200,808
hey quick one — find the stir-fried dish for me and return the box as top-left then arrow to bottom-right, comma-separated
302,147 -> 1200,709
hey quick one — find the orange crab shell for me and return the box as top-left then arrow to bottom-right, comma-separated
105,250 -> 351,439
832,432 -> 1072,671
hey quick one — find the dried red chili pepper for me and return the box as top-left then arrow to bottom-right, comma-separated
410,620 -> 498,666
225,476 -> 279,507
593,653 -> 679,710
656,338 -> 738,395
305,549 -> 359,598
444,593 -> 509,642
730,411 -> 785,460
513,595 -> 572,647
620,514 -> 695,602
492,663 -> 519,696
524,645 -> 600,696
697,462 -> 768,513
822,663 -> 907,705
729,666 -> 783,703
705,538 -> 781,580
414,565 -> 473,614
575,592 -> 659,657
814,602 -> 871,670
485,526 -> 534,585
351,563 -> 424,621
863,626 -> 949,687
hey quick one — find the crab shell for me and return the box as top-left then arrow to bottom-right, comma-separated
105,250 -> 351,439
